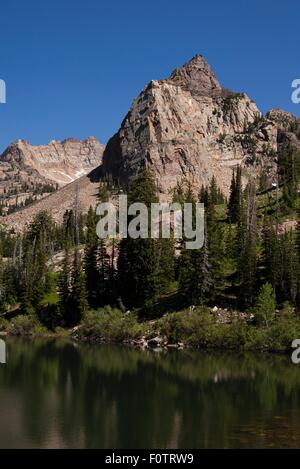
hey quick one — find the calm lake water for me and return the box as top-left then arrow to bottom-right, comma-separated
0,338 -> 299,448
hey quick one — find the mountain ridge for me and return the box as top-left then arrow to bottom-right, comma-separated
0,136 -> 104,214
2,55 -> 300,230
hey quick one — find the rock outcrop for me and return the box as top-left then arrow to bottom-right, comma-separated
102,55 -> 299,197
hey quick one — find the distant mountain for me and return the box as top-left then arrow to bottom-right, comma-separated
0,137 -> 104,212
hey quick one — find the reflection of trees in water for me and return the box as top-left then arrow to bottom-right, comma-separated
0,339 -> 300,448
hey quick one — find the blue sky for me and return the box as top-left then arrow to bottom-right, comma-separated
0,0 -> 299,152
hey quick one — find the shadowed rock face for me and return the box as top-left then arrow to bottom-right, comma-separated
102,55 -> 300,197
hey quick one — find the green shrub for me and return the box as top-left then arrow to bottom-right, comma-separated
157,306 -> 300,352
78,306 -> 147,342
7,315 -> 47,337
158,307 -> 214,344
0,318 -> 9,331
254,283 -> 276,327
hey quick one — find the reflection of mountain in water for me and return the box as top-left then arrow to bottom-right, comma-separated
0,339 -> 299,448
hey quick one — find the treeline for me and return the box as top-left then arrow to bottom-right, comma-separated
1,144 -> 300,330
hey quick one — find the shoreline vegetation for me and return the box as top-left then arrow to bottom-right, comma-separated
2,148 -> 300,355
1,303 -> 299,353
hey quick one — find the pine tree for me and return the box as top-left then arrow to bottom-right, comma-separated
84,207 -> 100,308
69,249 -> 88,326
0,250 -> 5,314
117,168 -> 160,308
98,237 -> 110,305
179,218 -> 213,305
279,144 -> 300,210
279,232 -> 298,305
59,247 -> 72,323
228,166 -> 242,223
261,218 -> 280,293
228,169 -> 236,222
254,283 -> 276,327
296,209 -> 300,308
206,195 -> 224,295
237,178 -> 258,308
156,235 -> 175,293
178,185 -> 213,305
209,176 -> 218,206
20,226 -> 49,314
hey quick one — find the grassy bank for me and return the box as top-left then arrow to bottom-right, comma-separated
1,305 -> 300,353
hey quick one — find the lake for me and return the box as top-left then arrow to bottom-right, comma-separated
0,338 -> 299,448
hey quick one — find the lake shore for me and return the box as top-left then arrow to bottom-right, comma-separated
0,305 -> 299,354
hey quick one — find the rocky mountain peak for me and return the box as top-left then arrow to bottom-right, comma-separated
0,137 -> 104,185
4,55 -> 300,230
102,55 -> 264,196
0,136 -> 104,214
167,54 -> 222,97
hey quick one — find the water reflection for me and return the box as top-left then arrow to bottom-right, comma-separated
0,339 -> 299,448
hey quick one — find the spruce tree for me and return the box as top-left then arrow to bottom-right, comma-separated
59,247 -> 72,323
279,232 -> 298,305
69,249 -> 88,326
237,179 -> 258,308
296,209 -> 300,308
228,166 -> 242,223
279,144 -> 300,210
84,207 -> 100,308
209,176 -> 218,206
254,283 -> 276,327
261,218 -> 280,293
117,168 -> 160,308
178,186 -> 213,305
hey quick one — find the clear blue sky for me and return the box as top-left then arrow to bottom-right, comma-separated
0,0 -> 299,152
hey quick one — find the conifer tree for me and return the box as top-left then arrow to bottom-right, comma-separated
279,144 -> 300,209
59,247 -> 72,323
206,194 -> 224,294
295,209 -> 300,307
279,232 -> 298,305
209,176 -> 218,206
178,186 -> 213,305
237,178 -> 257,307
117,168 -> 160,308
69,249 -> 88,326
84,207 -> 100,308
228,166 -> 242,223
261,218 -> 280,293
254,283 -> 276,327
0,251 -> 5,313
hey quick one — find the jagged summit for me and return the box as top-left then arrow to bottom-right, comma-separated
102,55 -> 263,195
167,54 -> 222,97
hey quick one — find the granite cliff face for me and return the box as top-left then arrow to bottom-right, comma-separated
0,137 -> 104,211
2,55 -> 300,231
102,55 -> 298,197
